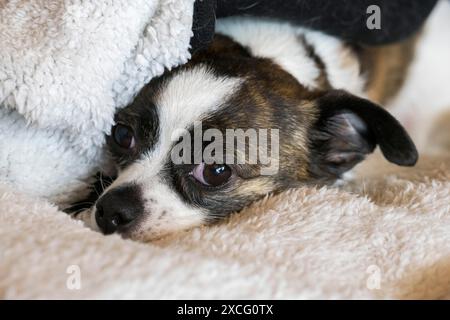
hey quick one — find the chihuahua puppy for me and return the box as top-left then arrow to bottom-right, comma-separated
75,18 -> 418,241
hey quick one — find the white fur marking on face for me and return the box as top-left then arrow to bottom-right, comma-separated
125,64 -> 243,180
155,64 -> 243,156
132,178 -> 206,241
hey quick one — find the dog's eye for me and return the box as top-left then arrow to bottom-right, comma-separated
191,163 -> 232,187
112,124 -> 135,149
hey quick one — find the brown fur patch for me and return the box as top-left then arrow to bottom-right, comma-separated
356,34 -> 419,104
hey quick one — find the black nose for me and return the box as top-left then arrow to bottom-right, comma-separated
95,185 -> 143,235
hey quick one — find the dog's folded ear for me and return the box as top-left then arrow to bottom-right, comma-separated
308,90 -> 418,179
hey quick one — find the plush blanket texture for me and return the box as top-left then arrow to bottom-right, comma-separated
0,0 -> 194,204
1,2 -> 450,299
1,147 -> 449,299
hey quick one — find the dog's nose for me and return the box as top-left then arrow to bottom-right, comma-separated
95,185 -> 143,235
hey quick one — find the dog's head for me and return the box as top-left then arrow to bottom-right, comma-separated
90,30 -> 417,241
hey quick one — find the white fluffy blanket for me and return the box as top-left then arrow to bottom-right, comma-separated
0,0 -> 194,203
1,1 -> 450,299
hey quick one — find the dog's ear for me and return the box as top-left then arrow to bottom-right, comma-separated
308,90 -> 418,179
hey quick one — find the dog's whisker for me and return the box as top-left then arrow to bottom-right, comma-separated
99,172 -> 107,192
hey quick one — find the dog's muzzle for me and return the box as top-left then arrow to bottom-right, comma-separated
95,185 -> 143,235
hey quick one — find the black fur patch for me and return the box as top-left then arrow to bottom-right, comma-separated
107,94 -> 160,169
308,90 -> 418,181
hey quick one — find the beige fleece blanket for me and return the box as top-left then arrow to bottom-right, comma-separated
1,2 -> 450,300
1,146 -> 449,299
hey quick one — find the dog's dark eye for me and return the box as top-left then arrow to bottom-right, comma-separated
112,124 -> 135,149
191,163 -> 232,187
